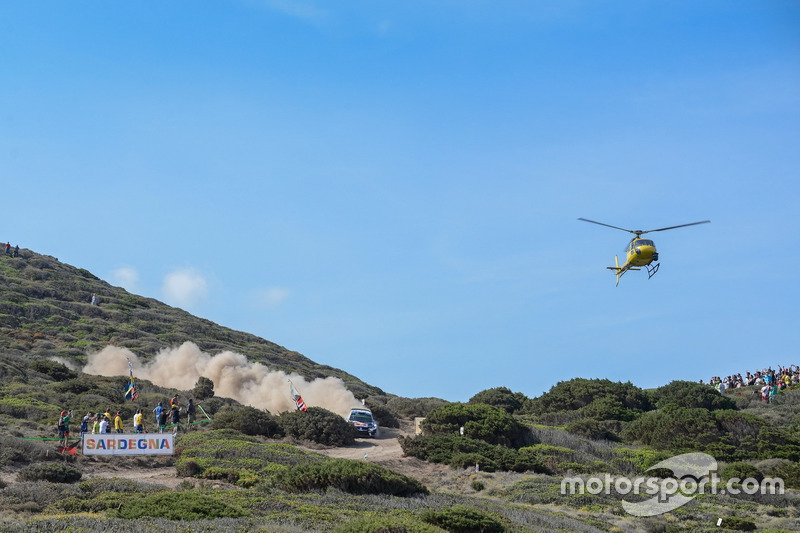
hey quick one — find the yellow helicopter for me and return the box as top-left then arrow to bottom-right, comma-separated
578,218 -> 710,286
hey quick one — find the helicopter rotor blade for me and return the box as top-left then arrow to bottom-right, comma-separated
639,220 -> 711,234
577,218 -> 637,235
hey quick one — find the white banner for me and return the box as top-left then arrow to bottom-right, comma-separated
82,433 -> 175,455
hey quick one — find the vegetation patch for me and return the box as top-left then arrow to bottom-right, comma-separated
276,458 -> 429,496
421,402 -> 531,448
17,462 -> 82,483
279,406 -> 356,446
115,490 -> 249,520
419,505 -> 506,533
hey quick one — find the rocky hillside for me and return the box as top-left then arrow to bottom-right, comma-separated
0,247 -> 382,398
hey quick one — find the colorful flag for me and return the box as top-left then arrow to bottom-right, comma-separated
124,360 -> 139,402
289,381 -> 307,412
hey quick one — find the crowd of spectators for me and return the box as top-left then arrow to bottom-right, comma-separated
702,364 -> 799,403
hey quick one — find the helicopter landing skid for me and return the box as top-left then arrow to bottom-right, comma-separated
646,263 -> 660,279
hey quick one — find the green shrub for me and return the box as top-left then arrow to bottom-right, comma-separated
718,517 -> 757,531
763,460 -> 800,489
279,406 -> 355,446
398,434 -> 548,474
468,387 -> 527,414
470,480 -> 485,492
523,378 -> 651,419
720,462 -> 764,483
211,405 -> 283,437
0,435 -> 59,466
276,458 -> 428,496
52,378 -> 94,394
335,514 -> 446,533
422,403 -> 531,448
192,376 -> 215,401
622,406 -> 721,451
115,490 -> 248,520
419,505 -> 506,533
387,396 -> 449,418
175,458 -> 203,478
653,380 -> 737,411
29,359 -> 78,381
17,462 -> 82,483
564,418 -> 620,441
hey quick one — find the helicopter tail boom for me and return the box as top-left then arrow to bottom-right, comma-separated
606,255 -> 623,286
605,255 -> 640,286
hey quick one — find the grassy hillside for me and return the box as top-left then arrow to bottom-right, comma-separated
1,247 -> 799,532
0,248 -> 381,398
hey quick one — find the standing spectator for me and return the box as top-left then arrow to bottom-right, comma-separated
153,402 -> 164,427
133,409 -> 144,433
186,399 -> 196,430
81,412 -> 91,436
114,411 -> 124,433
170,404 -> 181,434
13,245 -> 19,257
4,243 -> 9,255
98,415 -> 109,434
91,293 -> 98,306
57,410 -> 72,448
158,407 -> 168,434
92,413 -> 101,434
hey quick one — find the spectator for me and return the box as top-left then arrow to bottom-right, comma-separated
57,410 -> 72,448
186,399 -> 196,430
133,409 -> 144,433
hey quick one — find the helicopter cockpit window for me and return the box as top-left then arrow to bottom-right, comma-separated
638,240 -> 654,247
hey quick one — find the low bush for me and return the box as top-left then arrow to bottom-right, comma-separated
211,405 -> 283,437
276,458 -> 429,496
29,359 -> 78,381
653,380 -> 737,411
278,406 -> 355,446
468,387 -> 527,414
564,418 -> 620,441
720,462 -> 764,483
17,462 -> 82,483
335,514 -> 446,533
718,517 -> 756,531
419,505 -> 506,533
399,434 -> 548,474
0,435 -> 59,466
115,490 -> 248,520
622,406 -> 721,451
523,378 -> 651,419
387,396 -> 449,418
422,403 -> 531,448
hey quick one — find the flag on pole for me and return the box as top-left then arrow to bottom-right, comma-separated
289,380 -> 307,412
124,359 -> 139,402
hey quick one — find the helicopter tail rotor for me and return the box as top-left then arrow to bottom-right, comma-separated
606,255 -> 622,287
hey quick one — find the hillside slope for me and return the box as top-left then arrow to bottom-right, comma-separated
0,248 -> 381,398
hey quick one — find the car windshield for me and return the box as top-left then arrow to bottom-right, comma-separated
350,412 -> 373,423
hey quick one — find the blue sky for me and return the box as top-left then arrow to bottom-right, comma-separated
2,1 -> 799,402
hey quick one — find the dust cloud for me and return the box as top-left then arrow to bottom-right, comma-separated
82,342 -> 359,416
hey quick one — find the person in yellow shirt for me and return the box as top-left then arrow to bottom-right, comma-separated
113,411 -> 124,433
133,409 -> 144,433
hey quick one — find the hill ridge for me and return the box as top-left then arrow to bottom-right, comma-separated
0,247 -> 382,398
